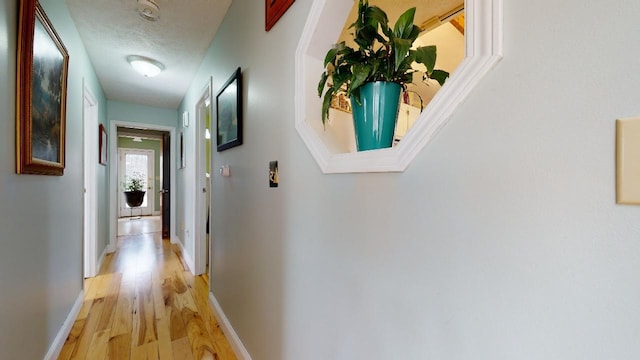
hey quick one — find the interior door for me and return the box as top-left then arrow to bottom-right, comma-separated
119,148 -> 155,217
194,81 -> 212,275
161,132 -> 170,238
83,89 -> 98,278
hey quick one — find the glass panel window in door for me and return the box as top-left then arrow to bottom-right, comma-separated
125,153 -> 149,208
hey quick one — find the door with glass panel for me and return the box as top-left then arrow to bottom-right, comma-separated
118,148 -> 155,217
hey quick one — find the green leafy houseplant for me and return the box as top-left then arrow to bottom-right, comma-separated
318,0 -> 449,126
123,172 -> 145,192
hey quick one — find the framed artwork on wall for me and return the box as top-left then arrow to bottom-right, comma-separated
265,0 -> 295,31
16,0 -> 69,175
99,124 -> 107,165
179,131 -> 186,169
216,67 -> 243,152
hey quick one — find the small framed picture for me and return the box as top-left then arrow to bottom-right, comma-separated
179,131 -> 186,169
265,0 -> 295,31
99,124 -> 107,165
216,67 -> 243,152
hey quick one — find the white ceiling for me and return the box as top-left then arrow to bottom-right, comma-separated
65,0 -> 231,109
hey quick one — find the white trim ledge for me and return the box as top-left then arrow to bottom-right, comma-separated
209,292 -> 253,360
44,291 -> 84,360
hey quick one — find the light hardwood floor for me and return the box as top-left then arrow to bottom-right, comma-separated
58,218 -> 237,359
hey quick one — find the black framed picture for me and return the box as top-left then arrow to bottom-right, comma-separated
16,1 -> 69,175
179,131 -> 185,169
216,67 -> 243,152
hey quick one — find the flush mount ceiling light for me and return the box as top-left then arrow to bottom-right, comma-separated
127,55 -> 164,77
137,0 -> 160,21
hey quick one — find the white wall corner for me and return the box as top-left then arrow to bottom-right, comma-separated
97,246 -> 108,270
209,292 -> 253,360
175,235 -> 195,274
170,233 -> 179,245
43,291 -> 84,360
294,0 -> 503,174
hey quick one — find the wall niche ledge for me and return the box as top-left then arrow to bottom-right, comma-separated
295,0 -> 503,173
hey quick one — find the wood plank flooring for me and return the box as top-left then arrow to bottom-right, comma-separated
59,219 -> 236,360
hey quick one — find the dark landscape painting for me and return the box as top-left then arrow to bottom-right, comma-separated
31,15 -> 65,163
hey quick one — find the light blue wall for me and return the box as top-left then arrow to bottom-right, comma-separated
180,0 -> 640,359
0,0 -> 107,358
108,100 -> 178,128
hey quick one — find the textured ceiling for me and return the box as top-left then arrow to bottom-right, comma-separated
66,0 -> 231,109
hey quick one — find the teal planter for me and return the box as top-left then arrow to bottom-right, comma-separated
350,81 -> 402,151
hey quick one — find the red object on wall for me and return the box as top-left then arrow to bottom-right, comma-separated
265,0 -> 295,31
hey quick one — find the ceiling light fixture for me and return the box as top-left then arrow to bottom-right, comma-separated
137,0 -> 160,21
127,55 -> 164,77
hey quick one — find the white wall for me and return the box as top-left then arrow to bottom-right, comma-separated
186,0 -> 640,359
174,108 -> 192,257
0,0 -> 107,358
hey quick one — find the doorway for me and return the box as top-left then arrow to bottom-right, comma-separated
109,121 -> 177,250
194,79 -> 212,275
83,86 -> 98,278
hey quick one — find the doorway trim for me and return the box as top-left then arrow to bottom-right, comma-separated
83,84 -> 98,278
194,78 -> 212,275
108,121 -> 177,251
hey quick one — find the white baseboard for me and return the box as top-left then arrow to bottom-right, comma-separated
171,234 -> 179,245
44,291 -> 84,360
174,236 -> 194,274
209,292 -> 252,360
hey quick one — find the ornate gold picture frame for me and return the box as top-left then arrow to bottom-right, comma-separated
17,1 -> 69,175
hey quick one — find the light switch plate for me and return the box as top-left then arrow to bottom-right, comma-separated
269,161 -> 278,188
616,117 -> 640,204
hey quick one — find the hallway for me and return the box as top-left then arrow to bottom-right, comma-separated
58,217 -> 236,359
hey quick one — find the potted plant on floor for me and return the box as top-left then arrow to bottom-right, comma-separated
123,172 -> 146,208
318,0 -> 449,151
